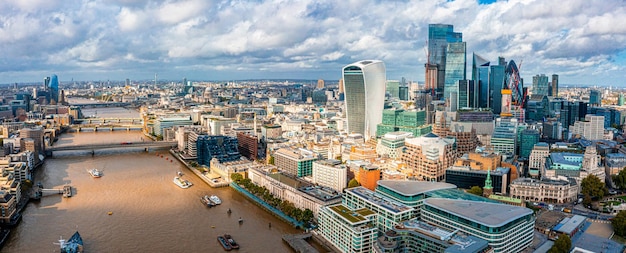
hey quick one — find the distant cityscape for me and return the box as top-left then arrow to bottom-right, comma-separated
0,22 -> 625,253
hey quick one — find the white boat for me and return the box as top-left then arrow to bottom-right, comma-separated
173,177 -> 192,189
209,195 -> 221,205
201,195 -> 215,207
87,168 -> 103,178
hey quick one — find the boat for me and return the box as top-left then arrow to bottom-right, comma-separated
201,195 -> 215,207
63,185 -> 72,198
238,217 -> 243,224
209,195 -> 222,205
224,234 -> 239,249
55,231 -> 84,253
217,235 -> 232,251
173,177 -> 192,189
177,171 -> 184,177
87,168 -> 103,178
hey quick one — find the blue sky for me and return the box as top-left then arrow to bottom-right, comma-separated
0,0 -> 625,87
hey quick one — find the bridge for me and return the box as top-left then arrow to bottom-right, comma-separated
69,124 -> 143,132
70,102 -> 131,108
46,141 -> 177,155
74,118 -> 143,124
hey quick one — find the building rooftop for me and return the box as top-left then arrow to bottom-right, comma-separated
554,215 -> 586,235
346,187 -> 412,214
396,220 -> 489,253
328,204 -> 375,224
299,185 -> 342,202
377,180 -> 456,197
424,198 -> 532,227
548,152 -> 583,168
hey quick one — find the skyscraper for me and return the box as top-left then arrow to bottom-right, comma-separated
532,74 -> 549,96
317,79 -> 325,89
551,74 -> 559,97
426,24 -> 462,99
443,42 -> 467,105
343,60 -> 386,140
589,89 -> 602,106
457,80 -> 476,109
472,53 -> 490,108
489,64 -> 506,114
48,74 -> 59,104
386,80 -> 400,99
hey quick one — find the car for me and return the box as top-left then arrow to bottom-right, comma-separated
609,190 -> 618,195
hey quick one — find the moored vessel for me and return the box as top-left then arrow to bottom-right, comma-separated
209,195 -> 221,205
173,177 -> 192,189
224,234 -> 239,249
201,195 -> 215,207
217,235 -> 232,251
87,168 -> 103,178
56,231 -> 83,253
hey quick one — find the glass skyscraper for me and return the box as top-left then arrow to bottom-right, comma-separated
48,74 -> 59,104
472,53 -> 490,108
532,74 -> 549,96
443,42 -> 467,104
343,60 -> 386,140
489,65 -> 505,114
426,24 -> 462,99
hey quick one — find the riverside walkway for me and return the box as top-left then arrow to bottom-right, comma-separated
230,182 -> 304,228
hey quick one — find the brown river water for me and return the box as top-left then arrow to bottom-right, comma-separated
2,106 -> 302,252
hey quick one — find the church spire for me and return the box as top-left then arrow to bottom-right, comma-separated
484,169 -> 493,190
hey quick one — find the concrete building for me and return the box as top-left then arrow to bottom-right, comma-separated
153,114 -> 193,137
343,60 -> 386,140
19,126 -> 44,163
528,142 -> 550,178
318,204 -> 378,253
312,159 -> 347,192
510,176 -> 578,204
376,131 -> 412,159
401,133 -> 457,181
569,114 -> 604,140
580,145 -> 605,183
273,148 -> 318,177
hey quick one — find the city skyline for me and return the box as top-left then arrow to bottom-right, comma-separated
1,0 -> 625,86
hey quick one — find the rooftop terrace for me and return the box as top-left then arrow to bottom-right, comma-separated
347,187 -> 412,213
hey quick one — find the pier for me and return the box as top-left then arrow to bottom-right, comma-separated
32,184 -> 74,199
282,234 -> 318,253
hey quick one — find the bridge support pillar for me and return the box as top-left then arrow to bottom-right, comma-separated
94,127 -> 98,132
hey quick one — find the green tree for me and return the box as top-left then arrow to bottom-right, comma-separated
467,186 -> 483,196
612,168 -> 626,190
268,156 -> 275,165
347,179 -> 360,188
548,235 -> 571,253
612,210 -> 626,237
581,174 -> 607,201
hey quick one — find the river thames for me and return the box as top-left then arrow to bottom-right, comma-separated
2,106 -> 303,252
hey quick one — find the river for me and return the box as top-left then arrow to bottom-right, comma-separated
2,105 -> 302,252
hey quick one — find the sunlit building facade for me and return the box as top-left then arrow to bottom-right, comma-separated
343,60 -> 386,140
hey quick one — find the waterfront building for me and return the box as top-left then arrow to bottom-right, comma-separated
569,114 -> 604,140
342,60 -> 386,140
376,131 -> 412,159
374,219 -> 491,253
519,129 -> 540,159
318,204 -> 378,253
19,126 -> 44,163
401,133 -> 457,182
196,135 -> 241,166
248,166 -> 342,219
153,114 -> 193,137
528,142 -> 550,178
445,166 -> 510,194
312,159 -> 347,192
510,176 -> 578,204
421,198 -> 534,253
532,74 -> 549,96
209,159 -> 261,183
426,24 -> 462,99
343,186 -> 414,232
0,190 -> 17,226
273,148 -> 318,177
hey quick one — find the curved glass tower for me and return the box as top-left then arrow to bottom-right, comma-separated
342,60 -> 386,140
49,74 -> 59,104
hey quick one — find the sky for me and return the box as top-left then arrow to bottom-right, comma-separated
0,0 -> 625,86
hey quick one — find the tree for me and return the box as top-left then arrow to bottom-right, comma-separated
612,168 -> 626,190
581,174 -> 607,201
467,186 -> 483,196
267,156 -> 275,165
230,173 -> 243,183
347,179 -> 360,188
548,234 -> 571,253
612,210 -> 626,237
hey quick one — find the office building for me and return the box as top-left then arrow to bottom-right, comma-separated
510,177 -> 578,204
472,53 -> 491,108
443,42 -> 467,105
532,74 -> 549,96
401,133 -> 457,181
446,166 -> 510,194
457,79 -> 476,108
421,198 -> 534,253
519,129 -> 540,158
589,89 -> 601,106
489,64 -> 506,114
48,74 -> 59,104
376,131 -> 412,159
317,79 -> 325,89
544,153 -> 583,179
386,80 -> 400,99
528,142 -> 550,178
357,164 -> 381,191
312,159 -> 347,192
273,148 -> 318,177
196,135 -> 241,166
318,204 -> 378,253
551,74 -> 558,97
19,127 -> 45,163
491,118 -> 518,157
426,24 -> 462,99
569,114 -> 604,140
343,60 -> 386,140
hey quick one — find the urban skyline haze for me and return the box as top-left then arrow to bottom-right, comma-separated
0,0 -> 625,87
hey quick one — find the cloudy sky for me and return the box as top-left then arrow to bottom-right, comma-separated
1,0 -> 625,86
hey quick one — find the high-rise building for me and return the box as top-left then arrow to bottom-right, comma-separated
338,79 -> 344,94
472,53 -> 490,108
386,80 -> 400,99
528,142 -> 550,178
589,89 -> 602,106
569,114 -> 604,140
519,129 -> 540,159
343,60 -> 386,140
443,42 -> 467,104
532,74 -> 549,96
457,79 -> 476,108
317,79 -> 325,89
489,64 -> 506,114
48,74 -> 59,104
551,74 -> 559,97
618,93 -> 625,106
491,118 -> 518,157
426,24 -> 462,99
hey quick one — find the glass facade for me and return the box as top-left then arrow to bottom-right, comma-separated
457,79 -> 476,108
49,74 -> 59,104
428,24 -> 462,99
386,80 -> 400,99
520,129 -> 540,158
343,61 -> 386,139
489,65 -> 505,114
532,74 -> 549,97
443,42 -> 466,103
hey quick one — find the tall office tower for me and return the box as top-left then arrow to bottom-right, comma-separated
619,93 -> 625,106
589,89 -> 602,106
386,80 -> 400,99
472,53 -> 490,108
532,74 -> 549,96
457,80 -> 476,109
125,78 -> 130,86
551,74 -> 559,97
489,64 -> 506,114
342,60 -> 386,140
48,74 -> 59,104
317,79 -> 325,89
443,42 -> 466,104
426,24 -> 462,99
338,79 -> 344,93
44,76 -> 50,90
520,129 -> 540,158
